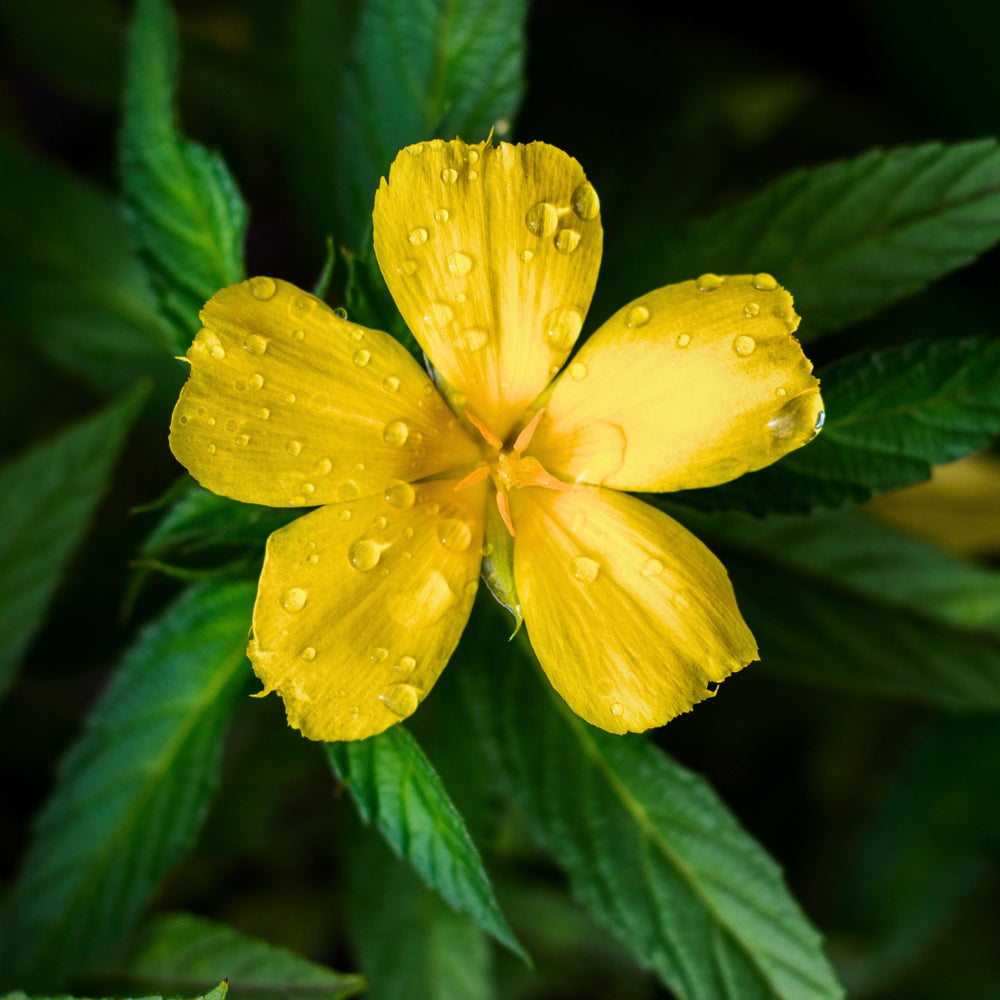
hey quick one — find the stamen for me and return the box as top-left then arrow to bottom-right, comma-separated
496,490 -> 516,537
465,410 -> 503,449
454,464 -> 490,491
513,407 -> 546,453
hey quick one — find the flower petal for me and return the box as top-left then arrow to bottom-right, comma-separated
374,139 -> 603,440
250,476 -> 486,741
170,277 -> 479,507
510,485 -> 757,734
530,275 -> 824,491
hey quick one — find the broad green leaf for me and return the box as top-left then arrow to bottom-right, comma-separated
343,830 -> 495,1000
104,912 -> 363,1000
121,0 -> 247,350
0,137 -> 173,393
669,505 -> 1000,707
463,625 -> 844,1000
0,387 -> 146,698
837,716 -> 1000,996
610,140 -> 1000,335
327,726 -> 525,960
673,337 -> 1000,515
291,0 -> 527,248
2,983 -> 227,1000
0,582 -> 255,991
342,242 -> 419,356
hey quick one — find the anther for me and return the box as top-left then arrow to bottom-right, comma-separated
513,407 -> 546,453
465,410 -> 503,449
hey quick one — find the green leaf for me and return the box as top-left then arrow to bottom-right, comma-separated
327,726 -> 525,960
615,140 -> 1000,335
0,386 -> 146,699
121,0 -> 247,350
343,831 -> 495,1000
673,337 -> 1000,515
101,912 -> 364,1000
0,137 -> 173,393
670,505 -> 1000,707
2,983 -> 228,1000
342,241 -> 419,356
291,0 -> 527,248
0,582 -> 255,991
463,627 -> 844,1000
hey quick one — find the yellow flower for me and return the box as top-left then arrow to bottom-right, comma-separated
169,138 -> 823,741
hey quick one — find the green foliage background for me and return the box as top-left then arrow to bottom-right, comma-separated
2,2 -> 999,999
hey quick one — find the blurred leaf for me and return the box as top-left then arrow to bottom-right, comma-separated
2,983 -> 228,1000
0,137 -> 173,394
327,726 -> 525,960
290,0 -> 527,247
838,716 -> 1000,996
0,582 -> 255,991
344,831 -> 495,1000
0,386 -> 146,699
312,236 -> 337,299
621,140 -> 1000,335
121,0 -> 247,351
670,505 -> 1000,706
101,912 -> 363,1000
464,628 -> 844,1000
674,338 -> 1000,515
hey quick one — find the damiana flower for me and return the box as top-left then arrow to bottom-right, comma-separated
169,138 -> 823,741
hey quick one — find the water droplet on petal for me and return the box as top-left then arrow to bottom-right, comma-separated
349,539 -> 383,571
446,250 -> 473,277
554,228 -> 581,253
385,480 -> 415,509
571,181 -> 600,219
300,647 -> 316,661
380,683 -> 420,718
441,167 -> 458,183
570,361 -> 588,380
383,420 -> 409,446
775,386 -> 787,397
696,273 -> 723,291
210,344 -> 225,359
383,375 -> 400,392
744,301 -> 761,318
572,556 -> 601,584
676,333 -> 691,347
525,201 -> 558,237
399,258 -> 418,276
281,587 -> 308,612
372,647 -> 388,663
244,334 -> 268,355
425,302 -> 454,328
437,518 -> 472,552
625,305 -> 650,328
467,169 -> 479,180
753,272 -> 778,291
611,702 -> 624,717
336,480 -> 359,502
641,557 -> 664,578
353,348 -> 371,367
520,249 -> 534,262
408,227 -> 429,246
293,328 -> 306,341
286,439 -> 302,456
301,482 -> 315,496
250,276 -> 277,300
339,509 -> 353,521
434,207 -> 450,222
544,307 -> 583,351
815,410 -> 826,431
248,373 -> 264,389
306,553 -> 320,565
334,307 -> 348,320
396,655 -> 416,673
314,457 -> 333,475
257,407 -> 270,420
460,328 -> 489,351
235,433 -> 250,447
207,442 -> 216,454
733,335 -> 756,357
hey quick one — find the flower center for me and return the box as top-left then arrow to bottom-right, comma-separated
454,407 -> 571,536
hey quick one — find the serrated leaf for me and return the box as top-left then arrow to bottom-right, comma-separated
101,912 -> 363,1000
290,0 -> 527,248
669,504 -> 1000,707
1,983 -> 227,1000
463,627 -> 844,1000
343,830 -> 494,1000
121,0 -> 247,350
0,386 -> 146,698
672,337 -> 1000,515
611,140 -> 1000,336
0,137 -> 173,393
327,727 -> 525,961
0,582 -> 255,991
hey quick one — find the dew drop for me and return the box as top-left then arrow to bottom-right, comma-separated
554,228 -> 581,253
544,307 -> 584,351
440,167 -> 458,183
570,361 -> 588,381
293,328 -> 305,341
525,201 -> 558,237
571,556 -> 601,584
775,386 -> 787,397
372,647 -> 388,663
399,258 -> 418,276
338,509 -> 353,521
407,142 -> 424,155
300,647 -> 316,661
396,655 -> 416,673
235,379 -> 247,391
434,207 -> 450,222
467,148 -> 480,163
571,181 -> 600,220
353,348 -> 372,367
301,482 -> 315,496
374,515 -> 387,530
350,327 -> 364,342
743,301 -> 761,318
248,373 -> 265,389
455,291 -> 467,302
520,249 -> 534,262
641,557 -> 664,578
286,439 -> 302,456
244,334 -> 268,355
425,301 -> 454,328
281,588 -> 307,612
408,227 -> 429,245
336,480 -> 360,502
437,518 -> 472,552
625,304 -> 650,328
676,333 -> 691,347
733,335 -> 756,357
385,480 -> 415,509
460,328 -> 489,351
307,553 -> 320,565
696,273 -> 723,291
207,442 -> 216,454
753,272 -> 778,291
249,276 -> 277,300
334,307 -> 348,320
380,683 -> 420,719
383,420 -> 409,446
611,702 -> 624,718
446,250 -> 473,277
235,434 -> 250,447
286,393 -> 297,403
210,344 -> 225,359
257,407 -> 270,420
314,457 -> 333,475
349,538 -> 383,572
383,375 -> 400,392
815,410 -> 826,431
468,169 -> 479,180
